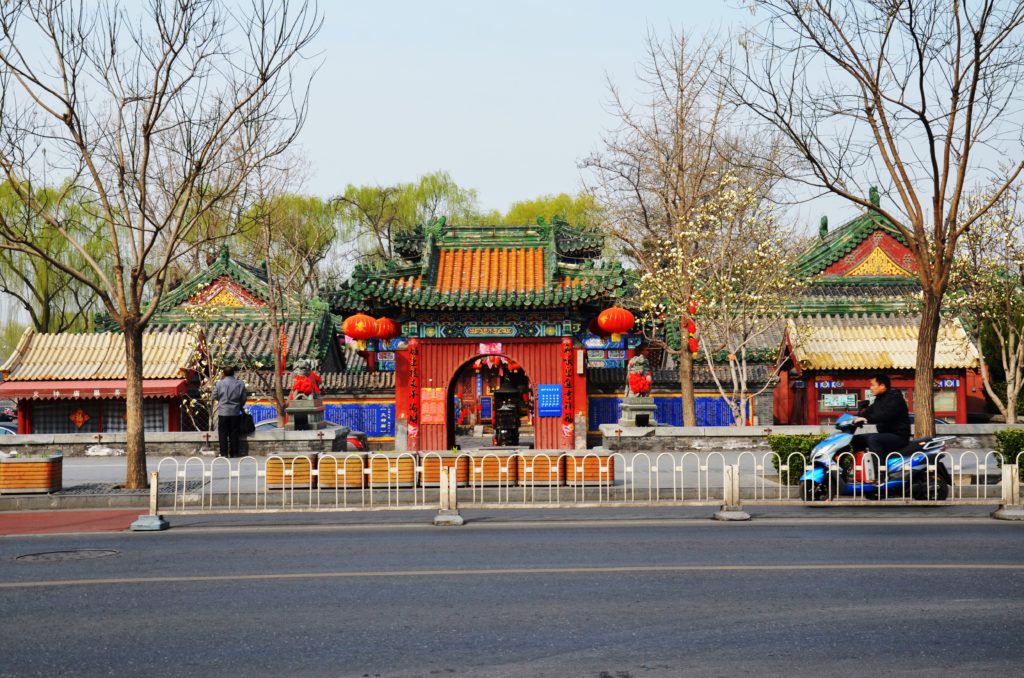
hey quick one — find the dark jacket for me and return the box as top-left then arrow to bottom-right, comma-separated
861,388 -> 911,440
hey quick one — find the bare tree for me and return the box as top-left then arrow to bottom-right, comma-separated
0,0 -> 321,488
584,29 -> 779,426
735,0 -> 1024,436
241,165 -> 336,423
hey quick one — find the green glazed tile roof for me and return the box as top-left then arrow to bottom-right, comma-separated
795,210 -> 909,278
328,220 -> 628,314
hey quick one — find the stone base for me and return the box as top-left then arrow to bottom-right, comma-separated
619,397 -> 657,428
433,509 -> 465,526
285,397 -> 326,431
130,514 -> 169,531
991,505 -> 1024,521
713,506 -> 751,521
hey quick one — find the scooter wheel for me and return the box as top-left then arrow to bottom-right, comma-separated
801,480 -> 816,501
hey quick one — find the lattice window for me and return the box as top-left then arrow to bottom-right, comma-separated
101,401 -> 167,432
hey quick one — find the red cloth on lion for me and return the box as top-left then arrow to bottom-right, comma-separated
628,373 -> 651,394
291,371 -> 321,397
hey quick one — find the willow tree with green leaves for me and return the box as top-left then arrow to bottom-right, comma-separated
637,174 -> 803,426
0,182 -> 103,333
950,184 -> 1024,423
334,171 -> 486,266
503,193 -> 603,229
0,0 -> 321,489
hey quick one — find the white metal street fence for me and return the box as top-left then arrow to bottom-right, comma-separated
137,450 -> 1024,527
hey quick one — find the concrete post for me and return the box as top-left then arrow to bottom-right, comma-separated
714,464 -> 751,521
130,471 -> 170,531
433,466 -> 464,526
991,464 -> 1024,521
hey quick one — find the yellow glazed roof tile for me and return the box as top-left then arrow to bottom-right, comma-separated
0,328 -> 197,381
787,315 -> 979,370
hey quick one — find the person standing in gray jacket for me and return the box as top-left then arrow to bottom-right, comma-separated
212,366 -> 249,458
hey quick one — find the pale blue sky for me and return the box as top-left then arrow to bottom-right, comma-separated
300,1 -> 753,214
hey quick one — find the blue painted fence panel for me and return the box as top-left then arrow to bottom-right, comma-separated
588,396 -> 737,429
246,402 -> 395,438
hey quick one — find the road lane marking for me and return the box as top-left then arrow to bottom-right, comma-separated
3,563 -> 1024,589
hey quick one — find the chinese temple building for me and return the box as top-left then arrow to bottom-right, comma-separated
328,219 -> 630,450
775,192 -> 983,425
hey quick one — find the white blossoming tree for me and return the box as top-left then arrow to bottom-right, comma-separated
637,175 -> 804,426
950,184 -> 1024,423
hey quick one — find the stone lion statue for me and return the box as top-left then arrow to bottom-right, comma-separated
625,354 -> 652,398
289,358 -> 322,400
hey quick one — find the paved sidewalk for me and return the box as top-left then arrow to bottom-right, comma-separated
0,509 -> 140,536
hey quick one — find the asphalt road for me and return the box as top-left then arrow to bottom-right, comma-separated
1,513 -> 1022,677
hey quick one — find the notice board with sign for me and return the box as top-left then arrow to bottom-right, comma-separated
421,388 -> 446,425
537,384 -> 563,417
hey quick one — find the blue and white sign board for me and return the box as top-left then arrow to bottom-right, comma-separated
537,384 -> 563,417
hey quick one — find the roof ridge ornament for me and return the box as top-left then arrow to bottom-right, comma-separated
869,186 -> 881,208
819,215 -> 828,239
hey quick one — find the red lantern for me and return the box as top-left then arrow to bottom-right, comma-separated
343,313 -> 377,349
686,319 -> 697,336
687,299 -> 698,316
375,317 -> 401,341
597,306 -> 634,342
688,337 -> 699,356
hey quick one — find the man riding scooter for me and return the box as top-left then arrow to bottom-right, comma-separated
851,373 -> 911,482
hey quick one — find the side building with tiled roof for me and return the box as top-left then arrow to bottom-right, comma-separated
89,245 -> 386,435
0,329 -> 197,433
775,191 -> 984,424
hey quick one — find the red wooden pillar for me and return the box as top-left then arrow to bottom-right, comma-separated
561,338 -> 574,446
773,369 -> 791,425
17,401 -> 30,434
168,399 -> 181,432
406,338 -> 420,452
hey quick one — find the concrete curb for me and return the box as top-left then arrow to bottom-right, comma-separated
0,494 -> 150,511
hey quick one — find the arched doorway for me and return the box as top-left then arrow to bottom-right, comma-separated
446,354 -> 533,450
407,337 -> 573,451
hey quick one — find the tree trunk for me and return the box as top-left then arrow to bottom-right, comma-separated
678,317 -> 697,426
913,293 -> 942,438
123,322 -> 148,489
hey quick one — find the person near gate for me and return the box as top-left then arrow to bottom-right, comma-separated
851,373 -> 911,480
213,366 -> 249,458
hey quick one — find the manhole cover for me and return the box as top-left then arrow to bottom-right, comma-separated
16,549 -> 120,562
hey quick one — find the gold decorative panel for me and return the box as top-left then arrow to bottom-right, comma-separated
846,247 -> 911,277
207,289 -> 245,307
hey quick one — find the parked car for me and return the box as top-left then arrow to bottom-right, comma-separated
0,423 -> 17,435
251,418 -> 367,451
